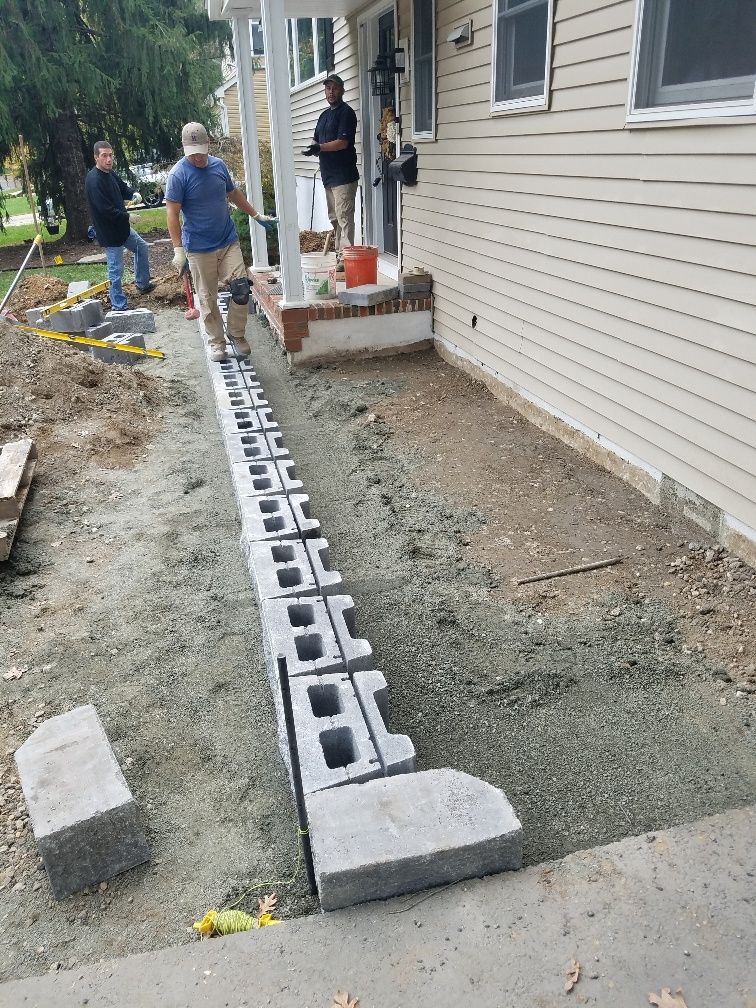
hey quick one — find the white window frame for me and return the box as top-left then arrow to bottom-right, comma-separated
490,0 -> 554,116
411,0 -> 435,141
627,0 -> 756,124
287,18 -> 330,93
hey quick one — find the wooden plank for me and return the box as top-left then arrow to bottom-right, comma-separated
0,439 -> 37,519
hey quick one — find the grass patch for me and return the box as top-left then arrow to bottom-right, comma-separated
1,194 -> 33,218
0,263 -> 109,301
0,206 -> 166,249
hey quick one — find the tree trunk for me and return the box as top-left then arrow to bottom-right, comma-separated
50,111 -> 89,242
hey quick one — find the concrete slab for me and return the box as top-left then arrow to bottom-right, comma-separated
14,705 -> 149,900
338,284 -> 400,306
2,808 -> 752,1008
352,669 -> 416,776
306,769 -> 522,911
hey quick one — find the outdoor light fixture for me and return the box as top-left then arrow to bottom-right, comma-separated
368,47 -> 405,96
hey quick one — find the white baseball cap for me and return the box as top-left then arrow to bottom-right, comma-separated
182,122 -> 209,155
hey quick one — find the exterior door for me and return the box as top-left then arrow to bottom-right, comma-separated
377,11 -> 398,257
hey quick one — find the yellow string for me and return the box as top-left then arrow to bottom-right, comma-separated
223,825 -> 308,911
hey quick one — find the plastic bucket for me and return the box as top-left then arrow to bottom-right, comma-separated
342,245 -> 379,288
302,252 -> 337,301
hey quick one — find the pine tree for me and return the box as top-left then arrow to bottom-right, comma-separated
0,0 -> 230,240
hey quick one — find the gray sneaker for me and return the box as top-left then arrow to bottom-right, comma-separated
210,347 -> 227,362
233,339 -> 251,359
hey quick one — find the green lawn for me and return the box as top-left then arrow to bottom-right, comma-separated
1,193 -> 33,217
0,206 -> 166,248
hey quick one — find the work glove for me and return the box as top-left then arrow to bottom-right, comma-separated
254,214 -> 278,233
301,143 -> 320,157
172,247 -> 187,273
130,192 -> 143,205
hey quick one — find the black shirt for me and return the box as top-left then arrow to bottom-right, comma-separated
85,168 -> 135,247
313,101 -> 359,188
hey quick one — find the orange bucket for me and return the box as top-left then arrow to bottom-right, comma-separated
342,245 -> 379,288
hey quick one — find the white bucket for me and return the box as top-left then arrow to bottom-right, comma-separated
302,252 -> 337,301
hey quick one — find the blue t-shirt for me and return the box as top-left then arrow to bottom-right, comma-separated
165,156 -> 238,252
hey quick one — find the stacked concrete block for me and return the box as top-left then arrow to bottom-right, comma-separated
232,459 -> 285,498
15,705 -> 150,900
85,322 -> 114,342
265,430 -> 290,460
224,432 -> 275,464
244,540 -> 318,601
288,673 -> 382,794
352,670 -> 416,776
239,495 -> 300,543
220,408 -> 263,435
104,308 -> 155,334
290,493 -> 321,539
337,284 -> 400,307
399,269 -> 433,298
262,596 -> 345,677
27,299 -> 104,333
215,387 -> 266,412
305,539 -> 343,597
276,459 -> 304,495
305,769 -> 522,911
90,332 -> 147,366
326,595 -> 373,673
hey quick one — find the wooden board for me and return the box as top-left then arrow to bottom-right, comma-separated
0,438 -> 37,520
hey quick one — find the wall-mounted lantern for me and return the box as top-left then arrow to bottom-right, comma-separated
368,47 -> 406,97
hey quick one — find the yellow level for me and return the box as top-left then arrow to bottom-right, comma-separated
42,280 -> 110,318
16,325 -> 166,359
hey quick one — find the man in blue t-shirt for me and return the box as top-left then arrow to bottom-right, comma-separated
302,75 -> 360,262
166,122 -> 277,362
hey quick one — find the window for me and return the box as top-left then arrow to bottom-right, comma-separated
412,0 -> 435,137
250,19 -> 264,56
491,0 -> 554,113
286,18 -> 334,89
631,0 -> 756,119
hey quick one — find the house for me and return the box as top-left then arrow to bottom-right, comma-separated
206,1 -> 756,563
214,20 -> 271,143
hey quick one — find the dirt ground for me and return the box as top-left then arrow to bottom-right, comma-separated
0,306 -> 754,982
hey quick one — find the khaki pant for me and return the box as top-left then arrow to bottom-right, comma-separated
325,182 -> 358,256
187,241 -> 249,351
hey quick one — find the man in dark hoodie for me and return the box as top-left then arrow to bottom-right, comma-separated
85,140 -> 154,310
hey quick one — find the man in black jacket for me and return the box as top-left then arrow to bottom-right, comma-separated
303,75 -> 359,261
85,141 -> 154,311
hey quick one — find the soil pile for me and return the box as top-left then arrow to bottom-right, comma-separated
300,230 -> 332,253
0,317 -> 163,470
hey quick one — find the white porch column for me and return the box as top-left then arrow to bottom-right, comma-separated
231,17 -> 269,270
260,0 -> 305,306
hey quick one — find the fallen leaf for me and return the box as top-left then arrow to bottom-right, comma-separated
649,989 -> 689,1008
333,993 -> 359,1008
565,958 -> 580,992
257,892 -> 277,916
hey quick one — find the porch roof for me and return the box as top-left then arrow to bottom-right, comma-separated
207,0 -> 364,18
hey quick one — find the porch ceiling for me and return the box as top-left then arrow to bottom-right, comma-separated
207,0 -> 365,19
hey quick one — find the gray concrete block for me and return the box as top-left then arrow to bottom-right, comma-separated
85,322 -> 114,341
261,596 -> 344,677
337,284 -> 399,307
206,357 -> 241,379
219,408 -> 263,435
276,458 -> 304,495
265,430 -> 290,460
306,769 -> 522,911
27,300 -> 103,333
210,371 -> 261,392
305,538 -> 343,597
399,283 -> 432,297
257,407 -> 278,431
231,459 -> 284,498
224,432 -> 274,464
104,308 -> 155,334
215,387 -> 266,412
289,673 -> 382,794
244,539 -> 318,601
352,670 -> 416,776
289,493 -> 321,539
15,704 -> 150,900
67,281 -> 93,298
326,595 -> 373,673
90,332 -> 146,366
239,494 -> 299,542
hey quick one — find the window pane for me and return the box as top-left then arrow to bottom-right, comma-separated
297,18 -> 315,81
414,0 -> 433,60
662,0 -> 756,87
250,20 -> 264,56
317,19 -> 330,73
415,55 -> 433,132
287,20 -> 295,87
511,4 -> 547,89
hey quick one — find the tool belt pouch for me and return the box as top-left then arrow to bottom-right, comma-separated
229,277 -> 251,305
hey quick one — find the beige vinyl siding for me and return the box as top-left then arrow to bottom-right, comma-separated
397,0 -> 756,531
219,61 -> 270,144
291,18 -> 361,177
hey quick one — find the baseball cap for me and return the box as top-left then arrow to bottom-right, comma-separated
324,74 -> 344,87
181,122 -> 209,155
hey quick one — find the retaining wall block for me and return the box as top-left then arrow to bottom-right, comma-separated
265,430 -> 290,460
257,407 -> 278,431
289,493 -> 321,539
276,459 -> 304,495
224,432 -> 274,464
85,322 -> 114,341
28,300 -> 103,333
104,308 -> 155,334
239,494 -> 300,542
206,357 -> 242,380
232,459 -> 285,499
90,332 -> 147,366
289,673 -> 382,794
67,280 -> 92,298
261,596 -> 345,677
15,704 -> 150,900
211,371 -> 260,392
215,387 -> 266,412
352,670 -> 416,776
305,769 -> 523,912
220,408 -> 263,435
326,595 -> 373,673
244,539 -> 318,601
305,539 -> 343,597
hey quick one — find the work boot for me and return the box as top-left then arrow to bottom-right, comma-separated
210,347 -> 227,362
136,281 -> 156,295
233,338 -> 251,359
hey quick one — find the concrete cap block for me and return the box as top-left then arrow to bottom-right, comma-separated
352,670 -> 416,776
337,285 -> 400,307
326,595 -> 373,673
219,408 -> 263,435
15,705 -> 150,900
289,673 -> 382,794
224,431 -> 274,464
276,459 -> 304,495
289,494 -> 321,539
261,596 -> 344,677
244,539 -> 318,601
67,281 -> 93,298
231,459 -> 285,499
306,769 -> 522,911
239,494 -> 299,542
104,308 -> 155,334
305,538 -> 343,597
